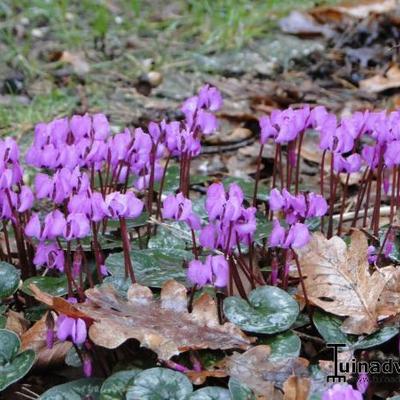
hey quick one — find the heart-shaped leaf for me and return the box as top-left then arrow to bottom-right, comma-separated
224,286 -> 299,334
0,329 -> 35,391
189,387 -> 231,399
22,275 -> 68,297
313,310 -> 398,350
100,369 -> 141,400
261,330 -> 301,360
0,262 -> 20,298
105,248 -> 192,288
228,377 -> 256,400
148,222 -> 190,250
0,329 -> 20,362
40,378 -> 103,399
126,367 -> 193,400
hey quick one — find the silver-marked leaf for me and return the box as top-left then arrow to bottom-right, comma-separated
105,248 -> 192,288
0,349 -> 35,391
189,387 -> 231,399
126,367 -> 193,400
228,377 -> 256,400
0,329 -> 35,391
0,262 -> 20,298
224,286 -> 299,334
39,378 -> 103,399
22,276 -> 68,297
261,330 -> 301,360
100,369 -> 141,400
313,310 -> 398,350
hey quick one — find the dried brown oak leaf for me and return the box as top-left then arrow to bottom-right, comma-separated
226,345 -> 309,399
74,279 -> 253,360
296,230 -> 395,335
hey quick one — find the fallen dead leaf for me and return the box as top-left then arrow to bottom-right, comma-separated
226,345 -> 309,398
296,230 -> 395,334
359,65 -> 400,93
73,280 -> 253,360
283,375 -> 311,400
311,0 -> 396,22
5,310 -> 29,337
186,369 -> 228,385
279,11 -> 334,37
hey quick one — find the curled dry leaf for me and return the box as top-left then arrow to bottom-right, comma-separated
296,230 -> 395,334
226,345 -> 309,398
74,280 -> 253,360
5,310 -> 29,337
359,65 -> 400,93
186,369 -> 228,385
21,313 -> 72,368
283,375 -> 311,400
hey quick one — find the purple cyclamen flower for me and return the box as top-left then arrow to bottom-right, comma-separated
367,245 -> 377,264
63,213 -> 91,241
334,154 -> 362,174
105,191 -> 143,219
92,113 -> 110,140
162,192 -> 201,230
187,255 -> 229,288
56,315 -> 87,345
83,355 -> 93,377
269,220 -> 310,249
322,384 -> 362,400
33,242 -> 65,272
356,372 -> 369,394
26,210 -> 67,240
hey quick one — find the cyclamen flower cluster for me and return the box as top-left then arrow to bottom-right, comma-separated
268,189 -> 328,249
162,183 -> 256,288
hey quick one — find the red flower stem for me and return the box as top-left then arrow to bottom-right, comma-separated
396,166 -> 400,213
252,144 -> 264,207
156,153 -> 171,220
376,225 -> 392,265
372,150 -> 384,235
272,144 -> 278,189
79,241 -> 94,288
278,144 -> 284,189
91,222 -> 103,283
291,248 -> 311,316
190,351 -> 202,372
337,173 -> 350,236
390,167 -> 397,224
65,241 -> 74,298
327,153 -> 336,239
362,171 -> 373,227
295,131 -> 305,195
229,256 -> 248,300
351,167 -> 369,228
2,222 -> 12,263
190,228 -> 198,259
163,359 -> 190,373
320,150 -> 327,233
119,217 -> 136,283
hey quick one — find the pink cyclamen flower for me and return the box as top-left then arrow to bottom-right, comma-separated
56,315 -> 87,345
367,245 -> 377,264
162,192 -> 201,229
83,355 -> 93,377
63,213 -> 91,241
105,191 -> 144,219
33,242 -> 65,272
322,384 -> 362,400
269,220 -> 310,249
187,255 -> 229,288
356,372 -> 369,394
